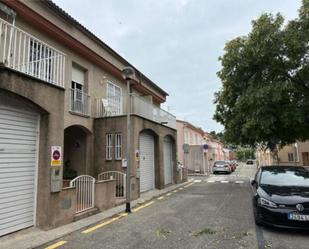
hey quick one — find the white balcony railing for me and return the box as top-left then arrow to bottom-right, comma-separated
70,88 -> 90,115
0,18 -> 65,87
96,94 -> 176,129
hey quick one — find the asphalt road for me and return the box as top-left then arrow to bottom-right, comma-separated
39,164 -> 309,249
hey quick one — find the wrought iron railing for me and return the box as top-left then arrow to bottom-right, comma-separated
0,18 -> 65,87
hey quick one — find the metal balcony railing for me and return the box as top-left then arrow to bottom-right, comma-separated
70,88 -> 90,115
95,94 -> 176,129
0,18 -> 65,87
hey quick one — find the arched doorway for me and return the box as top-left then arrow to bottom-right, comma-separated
63,125 -> 91,183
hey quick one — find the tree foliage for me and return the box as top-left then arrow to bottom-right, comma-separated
214,0 -> 309,148
236,149 -> 256,161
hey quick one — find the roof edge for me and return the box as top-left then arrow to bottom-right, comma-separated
43,0 -> 169,97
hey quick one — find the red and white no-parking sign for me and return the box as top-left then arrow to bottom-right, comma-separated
51,146 -> 62,166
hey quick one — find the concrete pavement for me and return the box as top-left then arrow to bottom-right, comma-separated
0,180 -> 192,249
38,165 -> 259,249
4,164 -> 309,249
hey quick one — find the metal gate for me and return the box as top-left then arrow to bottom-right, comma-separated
70,175 -> 95,213
164,137 -> 173,185
139,133 -> 155,192
0,104 -> 39,237
98,171 -> 126,198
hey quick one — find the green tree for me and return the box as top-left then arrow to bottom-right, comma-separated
214,0 -> 309,149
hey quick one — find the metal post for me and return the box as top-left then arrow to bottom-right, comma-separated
125,79 -> 132,213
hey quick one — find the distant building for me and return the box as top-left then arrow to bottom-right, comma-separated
176,120 -> 230,174
256,141 -> 309,166
176,120 -> 207,174
204,133 -> 227,170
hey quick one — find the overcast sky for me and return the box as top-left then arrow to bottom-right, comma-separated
54,0 -> 302,132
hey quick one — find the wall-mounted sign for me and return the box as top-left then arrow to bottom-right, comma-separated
203,144 -> 209,150
51,146 -> 62,166
122,158 -> 127,168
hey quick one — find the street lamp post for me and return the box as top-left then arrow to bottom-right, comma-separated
122,66 -> 135,213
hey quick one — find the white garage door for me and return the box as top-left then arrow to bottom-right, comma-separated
139,133 -> 155,192
0,105 -> 39,237
164,137 -> 173,185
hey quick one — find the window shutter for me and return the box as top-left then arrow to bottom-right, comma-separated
72,66 -> 85,85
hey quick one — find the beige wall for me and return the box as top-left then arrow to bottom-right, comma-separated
94,115 -> 180,200
256,141 -> 309,167
0,67 -> 65,229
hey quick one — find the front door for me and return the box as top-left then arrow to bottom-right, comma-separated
164,137 -> 173,185
302,152 -> 309,166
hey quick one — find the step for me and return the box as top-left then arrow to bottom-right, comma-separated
73,207 -> 99,221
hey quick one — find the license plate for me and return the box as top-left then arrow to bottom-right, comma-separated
288,213 -> 309,221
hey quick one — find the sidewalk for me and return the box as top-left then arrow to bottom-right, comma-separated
0,180 -> 192,249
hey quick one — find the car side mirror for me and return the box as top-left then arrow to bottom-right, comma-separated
251,179 -> 257,187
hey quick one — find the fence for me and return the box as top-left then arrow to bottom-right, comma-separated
70,175 -> 95,213
0,18 -> 65,87
98,171 -> 126,198
95,94 -> 176,129
132,94 -> 176,129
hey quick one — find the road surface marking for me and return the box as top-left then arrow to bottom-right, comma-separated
132,201 -> 155,213
166,193 -> 172,196
221,181 -> 229,183
207,180 -> 215,183
157,196 -> 164,200
179,187 -> 183,190
45,241 -> 67,249
194,179 -> 202,183
235,181 -> 244,184
82,213 -> 128,234
173,190 -> 178,193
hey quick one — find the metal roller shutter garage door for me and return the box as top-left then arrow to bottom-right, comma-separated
139,133 -> 155,192
0,105 -> 39,236
164,137 -> 173,185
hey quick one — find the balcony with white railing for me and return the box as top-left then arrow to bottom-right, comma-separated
95,94 -> 176,129
69,88 -> 90,116
0,18 -> 65,87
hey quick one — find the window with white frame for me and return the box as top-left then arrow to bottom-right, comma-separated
115,133 -> 122,160
107,82 -> 122,115
71,65 -> 86,113
106,133 -> 113,160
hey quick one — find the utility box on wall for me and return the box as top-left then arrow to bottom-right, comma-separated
51,167 -> 62,192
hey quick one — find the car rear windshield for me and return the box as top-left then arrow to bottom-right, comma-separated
260,167 -> 309,187
215,161 -> 226,165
